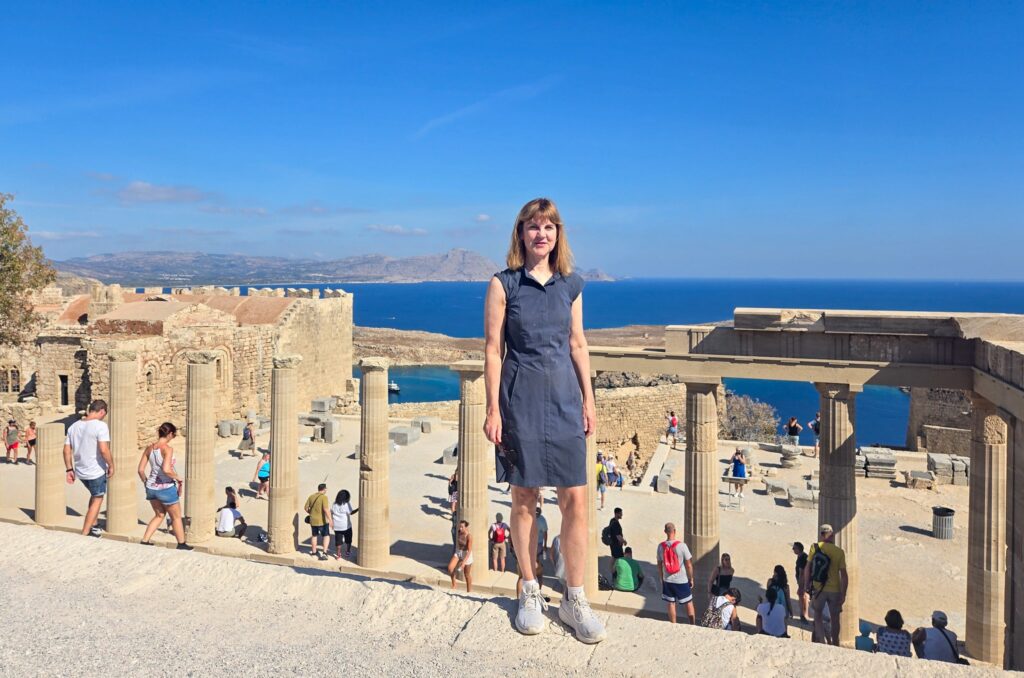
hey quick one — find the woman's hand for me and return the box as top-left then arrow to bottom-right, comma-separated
583,400 -> 597,438
484,409 -> 502,445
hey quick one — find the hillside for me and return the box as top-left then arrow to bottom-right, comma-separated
56,249 -> 613,286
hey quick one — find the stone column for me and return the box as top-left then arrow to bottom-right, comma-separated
34,423 -> 66,527
184,351 -> 217,544
816,382 -> 861,649
106,350 -> 138,536
268,355 -> 302,555
684,378 -> 721,613
452,361 -> 488,571
966,394 -> 1009,665
1009,417 -> 1024,671
358,357 -> 390,569
584,372 -> 599,598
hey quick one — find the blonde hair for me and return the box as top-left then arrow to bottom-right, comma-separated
505,197 -> 575,275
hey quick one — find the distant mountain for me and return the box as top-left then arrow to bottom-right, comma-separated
55,249 -> 615,286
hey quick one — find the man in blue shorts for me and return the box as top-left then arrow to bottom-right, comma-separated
657,522 -> 695,624
62,400 -> 112,537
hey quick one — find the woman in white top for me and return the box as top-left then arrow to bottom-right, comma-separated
136,422 -> 192,550
755,583 -> 789,638
331,489 -> 358,559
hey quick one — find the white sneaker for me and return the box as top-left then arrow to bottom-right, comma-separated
739,492 -> 745,498
559,592 -> 607,644
515,582 -> 548,635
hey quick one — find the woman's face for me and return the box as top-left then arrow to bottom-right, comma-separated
521,217 -> 558,262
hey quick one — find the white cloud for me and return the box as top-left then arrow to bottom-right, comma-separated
33,230 -> 102,241
117,180 -> 210,204
85,171 -> 116,182
279,201 -> 367,217
475,214 -> 492,223
366,224 -> 428,236
414,75 -> 561,138
199,205 -> 269,217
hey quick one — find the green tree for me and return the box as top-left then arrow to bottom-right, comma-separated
1,193 -> 56,346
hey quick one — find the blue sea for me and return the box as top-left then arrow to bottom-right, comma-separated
336,279 -> 1024,447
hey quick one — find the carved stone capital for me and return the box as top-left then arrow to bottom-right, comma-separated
185,350 -> 220,365
108,350 -> 137,363
359,356 -> 389,371
815,382 -> 862,400
273,355 -> 303,370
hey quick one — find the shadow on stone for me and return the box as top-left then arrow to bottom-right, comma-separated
392,538 -> 454,568
898,525 -> 933,538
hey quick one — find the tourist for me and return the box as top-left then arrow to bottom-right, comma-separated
665,410 -> 679,449
783,416 -> 802,446
755,583 -> 788,637
137,422 -> 193,550
448,519 -> 474,592
604,454 -> 619,488
607,507 -> 626,561
223,486 -> 240,511
330,489 -> 357,559
303,482 -> 331,561
912,610 -> 964,663
4,419 -> 19,463
657,522 -> 695,624
807,412 -> 821,457
708,553 -> 734,597
804,524 -> 848,645
483,198 -> 605,643
488,512 -> 511,571
252,452 -> 270,499
62,400 -> 113,537
238,421 -> 256,457
625,450 -> 636,475
611,546 -> 644,592
23,421 -> 36,465
726,448 -> 747,497
768,564 -> 794,617
596,453 -> 608,510
215,499 -> 246,539
447,470 -> 459,517
703,587 -> 742,631
793,542 -> 810,622
876,609 -> 912,657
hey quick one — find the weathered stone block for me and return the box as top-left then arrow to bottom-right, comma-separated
217,420 -> 233,438
655,473 -> 672,494
388,425 -> 420,446
442,443 -> 458,465
311,397 -> 332,413
787,488 -> 816,509
903,470 -> 935,490
763,479 -> 789,497
412,416 -> 442,433
322,417 -> 341,444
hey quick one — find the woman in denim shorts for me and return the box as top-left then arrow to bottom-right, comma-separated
137,422 -> 192,550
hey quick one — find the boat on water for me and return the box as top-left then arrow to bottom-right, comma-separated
388,381 -> 400,393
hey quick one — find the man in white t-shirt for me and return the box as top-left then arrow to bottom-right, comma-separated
62,400 -> 112,537
708,588 -> 742,631
216,503 -> 247,538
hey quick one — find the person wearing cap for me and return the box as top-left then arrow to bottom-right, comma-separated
803,523 -> 848,645
912,611 -> 962,663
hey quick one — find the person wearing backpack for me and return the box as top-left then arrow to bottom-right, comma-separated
607,507 -> 626,560
803,524 -> 848,646
704,588 -> 742,630
657,522 -> 695,623
489,512 -> 511,572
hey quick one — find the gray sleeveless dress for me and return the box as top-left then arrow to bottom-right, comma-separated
495,267 -> 587,488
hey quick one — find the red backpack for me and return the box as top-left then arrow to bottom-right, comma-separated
492,524 -> 506,543
661,540 -> 681,575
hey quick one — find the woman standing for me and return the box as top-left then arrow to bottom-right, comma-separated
137,422 -> 192,549
784,417 -> 803,446
447,520 -> 474,593
252,452 -> 271,499
447,470 -> 459,517
708,553 -> 735,597
331,489 -> 358,559
23,421 -> 37,465
727,449 -> 747,497
483,198 -> 605,643
238,421 -> 256,457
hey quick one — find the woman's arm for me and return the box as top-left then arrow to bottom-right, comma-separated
160,444 -> 181,482
568,293 -> 596,436
483,277 -> 506,445
252,456 -> 264,481
137,446 -> 151,484
708,566 -> 719,593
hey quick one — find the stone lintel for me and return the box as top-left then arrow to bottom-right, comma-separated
680,376 -> 721,388
360,356 -> 389,371
273,355 -> 303,370
108,350 -> 138,363
450,360 -> 485,375
185,350 -> 220,365
814,382 -> 863,398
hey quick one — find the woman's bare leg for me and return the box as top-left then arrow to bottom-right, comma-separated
142,500 -> 165,543
166,503 -> 186,544
464,563 -> 472,592
556,485 -> 587,589
510,486 -> 540,582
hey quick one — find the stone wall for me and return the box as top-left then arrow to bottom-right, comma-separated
593,384 -> 686,467
906,387 -> 972,450
277,294 -> 353,411
35,332 -> 91,411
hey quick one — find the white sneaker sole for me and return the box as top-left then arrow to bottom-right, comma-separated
558,607 -> 607,644
515,617 -> 547,635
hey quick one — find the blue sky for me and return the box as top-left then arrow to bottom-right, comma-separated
1,2 -> 1021,279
